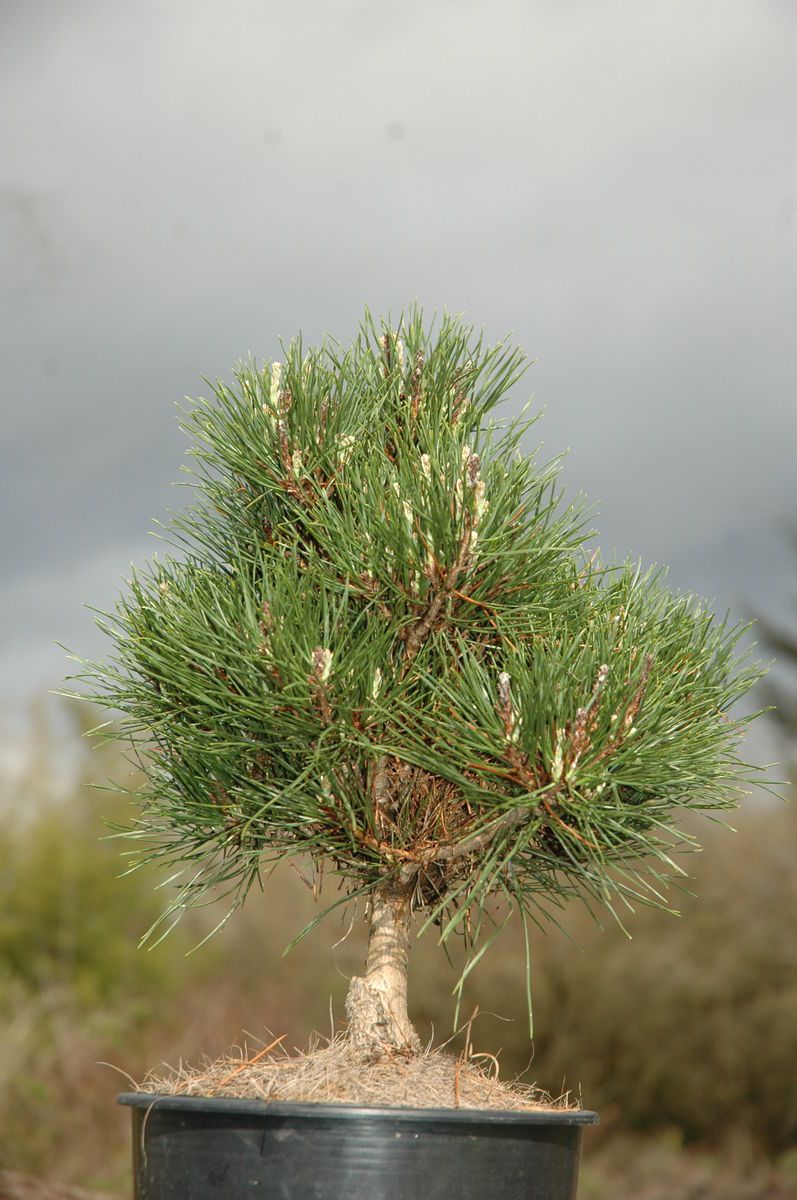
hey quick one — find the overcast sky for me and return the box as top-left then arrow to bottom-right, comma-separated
1,0 -> 795,771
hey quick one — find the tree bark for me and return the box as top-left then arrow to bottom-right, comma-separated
345,881 -> 421,1056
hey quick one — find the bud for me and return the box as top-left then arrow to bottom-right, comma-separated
497,670 -> 521,742
472,479 -> 488,525
551,728 -> 566,782
380,333 -> 391,377
497,671 -> 512,711
466,453 -> 480,489
270,362 -> 282,406
337,434 -> 356,464
311,646 -> 333,683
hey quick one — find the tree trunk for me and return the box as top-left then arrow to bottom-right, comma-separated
345,881 -> 421,1056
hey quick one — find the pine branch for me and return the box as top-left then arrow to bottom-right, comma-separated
400,518 -> 475,673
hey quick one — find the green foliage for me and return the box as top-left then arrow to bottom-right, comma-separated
68,307 -> 766,977
0,752 -> 189,1010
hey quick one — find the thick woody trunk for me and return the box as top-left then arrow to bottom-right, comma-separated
345,881 -> 421,1056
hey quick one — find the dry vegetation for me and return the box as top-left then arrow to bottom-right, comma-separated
580,1136 -> 797,1200
1,704 -> 795,1195
142,1034 -> 568,1111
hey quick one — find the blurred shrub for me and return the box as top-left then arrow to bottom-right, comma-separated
0,797 -> 185,1009
443,801 -> 797,1158
579,1132 -> 797,1200
0,707 -> 190,1186
0,701 -> 795,1189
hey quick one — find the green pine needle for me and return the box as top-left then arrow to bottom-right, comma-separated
66,306 -> 770,1019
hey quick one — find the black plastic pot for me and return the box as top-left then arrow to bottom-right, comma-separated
118,1092 -> 598,1199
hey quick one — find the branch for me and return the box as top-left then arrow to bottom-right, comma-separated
372,755 -> 391,834
398,805 -> 528,884
426,805 -> 527,865
410,350 -> 424,423
309,646 -> 333,724
400,519 -> 475,675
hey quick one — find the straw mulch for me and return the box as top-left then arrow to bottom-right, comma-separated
140,1034 -> 575,1113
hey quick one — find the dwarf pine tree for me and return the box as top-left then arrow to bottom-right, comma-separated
75,309 -> 764,1054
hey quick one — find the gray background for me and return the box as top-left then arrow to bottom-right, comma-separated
1,0 -> 795,776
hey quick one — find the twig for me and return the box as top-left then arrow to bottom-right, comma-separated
208,1035 -> 287,1096
400,520 -> 475,675
398,807 -> 528,883
372,756 -> 391,833
410,350 -> 424,422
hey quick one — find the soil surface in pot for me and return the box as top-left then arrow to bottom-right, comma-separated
137,1035 -> 577,1113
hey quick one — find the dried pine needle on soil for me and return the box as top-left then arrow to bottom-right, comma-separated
139,1034 -> 576,1113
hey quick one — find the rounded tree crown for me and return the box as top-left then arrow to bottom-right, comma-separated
76,308 -> 764,971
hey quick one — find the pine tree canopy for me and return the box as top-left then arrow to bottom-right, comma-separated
74,308 -> 765,973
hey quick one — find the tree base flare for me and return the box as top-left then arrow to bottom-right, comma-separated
344,974 -> 422,1057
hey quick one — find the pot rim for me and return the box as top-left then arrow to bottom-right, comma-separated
117,1091 -> 599,1126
